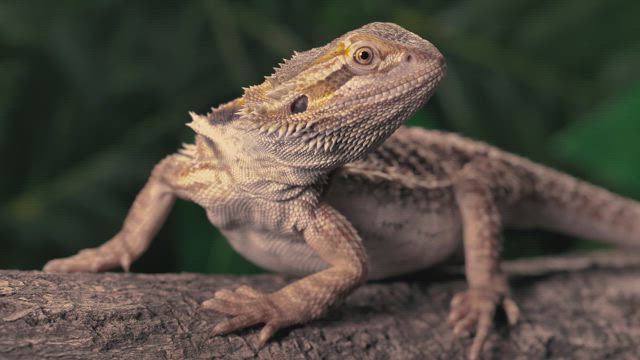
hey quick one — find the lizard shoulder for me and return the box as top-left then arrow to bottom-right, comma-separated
334,127 -> 487,190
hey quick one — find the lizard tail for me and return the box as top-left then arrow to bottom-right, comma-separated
511,165 -> 640,248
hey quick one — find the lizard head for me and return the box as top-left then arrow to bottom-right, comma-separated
197,22 -> 446,170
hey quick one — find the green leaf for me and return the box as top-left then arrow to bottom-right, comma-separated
406,109 -> 439,129
552,83 -> 640,197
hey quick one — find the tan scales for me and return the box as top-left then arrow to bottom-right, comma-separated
44,22 -> 640,360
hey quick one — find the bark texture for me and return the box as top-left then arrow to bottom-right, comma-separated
1,251 -> 640,360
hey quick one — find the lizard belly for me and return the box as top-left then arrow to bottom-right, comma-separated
218,179 -> 462,280
327,177 -> 463,279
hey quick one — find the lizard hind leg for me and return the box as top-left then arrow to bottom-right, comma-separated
449,174 -> 520,360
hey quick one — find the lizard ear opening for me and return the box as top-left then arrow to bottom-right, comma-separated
290,95 -> 308,114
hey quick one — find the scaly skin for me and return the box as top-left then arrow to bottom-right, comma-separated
43,22 -> 640,360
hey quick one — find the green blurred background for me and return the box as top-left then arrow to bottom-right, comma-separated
1,0 -> 639,274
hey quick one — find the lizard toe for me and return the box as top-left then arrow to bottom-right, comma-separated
212,314 -> 263,336
42,259 -> 66,273
203,286 -> 308,348
43,246 -> 126,273
452,312 -> 478,337
448,287 -> 518,359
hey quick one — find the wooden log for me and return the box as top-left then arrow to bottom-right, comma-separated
1,251 -> 640,359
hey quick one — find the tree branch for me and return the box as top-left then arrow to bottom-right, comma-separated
1,251 -> 640,359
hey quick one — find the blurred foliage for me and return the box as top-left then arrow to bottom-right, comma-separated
0,0 -> 639,273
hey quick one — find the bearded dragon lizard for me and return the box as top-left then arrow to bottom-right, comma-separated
43,22 -> 640,359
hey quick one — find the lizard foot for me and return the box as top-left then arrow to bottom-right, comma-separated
43,241 -> 132,273
202,286 -> 307,349
447,287 -> 519,360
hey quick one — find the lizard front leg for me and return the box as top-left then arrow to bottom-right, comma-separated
449,176 -> 520,360
201,202 -> 367,348
43,155 -> 185,273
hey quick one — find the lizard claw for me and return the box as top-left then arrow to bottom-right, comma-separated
447,287 -> 519,360
202,286 -> 298,348
119,253 -> 132,272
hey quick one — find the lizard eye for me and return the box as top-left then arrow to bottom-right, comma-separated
290,95 -> 308,114
354,47 -> 374,65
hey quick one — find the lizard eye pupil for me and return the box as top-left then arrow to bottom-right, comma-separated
354,47 -> 374,65
291,95 -> 308,114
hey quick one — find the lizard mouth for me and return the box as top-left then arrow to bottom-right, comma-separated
291,60 -> 446,158
388,59 -> 446,103
271,53 -> 447,165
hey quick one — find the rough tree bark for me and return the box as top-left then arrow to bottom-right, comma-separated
1,251 -> 640,360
